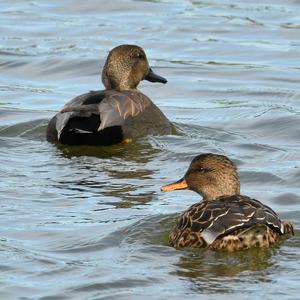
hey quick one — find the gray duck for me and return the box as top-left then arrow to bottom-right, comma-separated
47,44 -> 172,145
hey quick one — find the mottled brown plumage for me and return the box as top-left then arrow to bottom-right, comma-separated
161,153 -> 294,251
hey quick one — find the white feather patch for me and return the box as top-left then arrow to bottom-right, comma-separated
201,229 -> 219,245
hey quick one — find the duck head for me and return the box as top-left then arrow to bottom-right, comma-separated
102,44 -> 167,91
161,153 -> 240,201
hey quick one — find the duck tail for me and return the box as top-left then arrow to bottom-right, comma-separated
282,220 -> 294,235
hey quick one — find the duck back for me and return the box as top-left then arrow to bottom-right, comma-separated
47,90 -> 171,145
169,195 -> 292,250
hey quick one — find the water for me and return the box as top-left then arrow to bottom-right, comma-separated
1,0 -> 300,299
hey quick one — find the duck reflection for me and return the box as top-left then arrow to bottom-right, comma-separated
54,137 -> 160,161
173,246 -> 277,293
52,139 -> 161,208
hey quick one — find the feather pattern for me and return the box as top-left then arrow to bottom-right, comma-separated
162,153 -> 294,251
56,90 -> 151,137
170,195 -> 287,248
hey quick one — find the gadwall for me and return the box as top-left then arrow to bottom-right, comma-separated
47,44 -> 172,145
161,153 -> 294,251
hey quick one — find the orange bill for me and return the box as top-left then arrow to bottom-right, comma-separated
161,178 -> 188,192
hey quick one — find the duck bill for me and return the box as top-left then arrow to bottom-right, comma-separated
144,68 -> 167,84
161,178 -> 188,192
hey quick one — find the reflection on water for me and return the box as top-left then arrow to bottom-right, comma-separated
56,137 -> 161,160
54,139 -> 163,208
175,247 -> 275,280
1,0 -> 300,299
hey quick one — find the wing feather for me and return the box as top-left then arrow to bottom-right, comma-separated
53,90 -> 151,138
173,195 -> 283,245
98,91 -> 150,131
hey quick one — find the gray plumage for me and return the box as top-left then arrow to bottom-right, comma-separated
47,45 -> 172,145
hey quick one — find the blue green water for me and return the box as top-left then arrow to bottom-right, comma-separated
0,1 -> 300,299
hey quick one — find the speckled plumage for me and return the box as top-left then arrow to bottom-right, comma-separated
161,153 -> 294,251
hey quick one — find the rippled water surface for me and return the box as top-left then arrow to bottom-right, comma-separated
1,0 -> 300,299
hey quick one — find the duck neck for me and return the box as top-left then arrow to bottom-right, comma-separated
102,64 -> 140,91
200,185 -> 240,201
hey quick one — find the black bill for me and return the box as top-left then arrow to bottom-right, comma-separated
144,68 -> 167,84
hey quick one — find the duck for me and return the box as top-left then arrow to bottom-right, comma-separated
161,153 -> 294,251
47,44 -> 172,145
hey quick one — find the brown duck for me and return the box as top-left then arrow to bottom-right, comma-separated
161,153 -> 294,251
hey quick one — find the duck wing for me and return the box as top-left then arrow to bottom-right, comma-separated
53,90 -> 106,139
51,90 -> 151,141
97,91 -> 151,131
174,195 -> 283,245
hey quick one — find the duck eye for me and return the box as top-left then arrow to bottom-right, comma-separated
135,52 -> 145,59
197,167 -> 206,173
